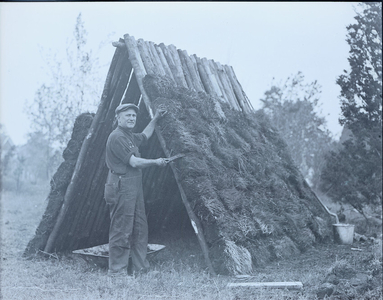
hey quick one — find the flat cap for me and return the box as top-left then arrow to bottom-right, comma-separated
115,103 -> 139,115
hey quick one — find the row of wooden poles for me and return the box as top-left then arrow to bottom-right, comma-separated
113,35 -> 253,114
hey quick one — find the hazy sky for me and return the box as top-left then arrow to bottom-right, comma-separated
1,2 -> 358,145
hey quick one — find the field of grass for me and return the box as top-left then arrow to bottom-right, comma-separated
1,184 -> 382,299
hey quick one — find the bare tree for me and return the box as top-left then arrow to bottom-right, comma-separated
26,14 -> 102,147
25,13 -> 104,178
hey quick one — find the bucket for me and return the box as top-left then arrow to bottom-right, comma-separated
333,224 -> 354,245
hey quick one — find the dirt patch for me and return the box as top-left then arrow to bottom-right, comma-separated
316,239 -> 382,299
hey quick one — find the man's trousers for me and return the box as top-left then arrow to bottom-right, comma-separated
104,172 -> 150,275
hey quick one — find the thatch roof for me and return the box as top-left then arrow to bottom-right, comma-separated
25,34 -> 334,275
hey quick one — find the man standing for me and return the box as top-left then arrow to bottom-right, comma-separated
104,103 -> 167,277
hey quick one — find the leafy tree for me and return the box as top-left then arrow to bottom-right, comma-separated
1,125 -> 15,190
260,72 -> 335,190
320,3 -> 382,218
0,144 -> 16,191
26,13 -> 102,152
1,131 -> 60,191
338,2 -> 382,132
20,131 -> 61,181
13,155 -> 25,192
0,124 -> 16,177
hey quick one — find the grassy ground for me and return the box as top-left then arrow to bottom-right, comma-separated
1,185 -> 382,299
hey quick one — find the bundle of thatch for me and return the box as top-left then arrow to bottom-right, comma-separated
24,113 -> 95,257
143,74 -> 332,274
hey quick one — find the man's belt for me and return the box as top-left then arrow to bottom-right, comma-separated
110,170 -> 126,176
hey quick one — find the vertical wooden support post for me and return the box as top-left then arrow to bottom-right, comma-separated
124,34 -> 216,275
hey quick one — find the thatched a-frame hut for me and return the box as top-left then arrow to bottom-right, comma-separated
25,34 -> 335,275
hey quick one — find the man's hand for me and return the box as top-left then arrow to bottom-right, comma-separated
156,158 -> 167,167
153,105 -> 167,120
143,105 -> 167,140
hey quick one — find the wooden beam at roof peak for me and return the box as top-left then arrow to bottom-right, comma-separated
124,34 -> 153,118
112,41 -> 126,48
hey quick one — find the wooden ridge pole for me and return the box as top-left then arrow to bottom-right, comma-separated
112,41 -> 125,48
124,34 -> 216,275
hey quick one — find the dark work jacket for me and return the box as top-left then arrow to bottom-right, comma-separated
105,126 -> 147,176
